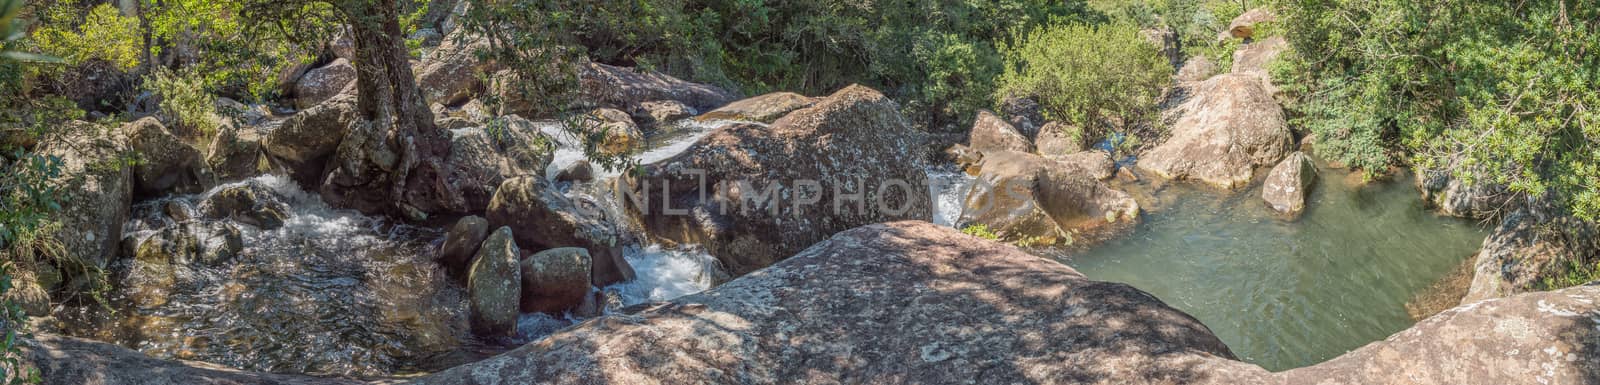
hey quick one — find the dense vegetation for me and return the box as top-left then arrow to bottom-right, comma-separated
1272,0 -> 1600,222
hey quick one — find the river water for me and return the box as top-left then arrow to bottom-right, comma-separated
929,163 -> 1487,371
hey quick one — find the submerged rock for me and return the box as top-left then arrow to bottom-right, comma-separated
487,176 -> 634,285
622,84 -> 933,276
198,183 -> 291,230
468,226 -> 521,337
959,150 -> 1137,245
1137,74 -> 1293,189
1262,152 -> 1318,217
697,92 -> 816,123
967,109 -> 1033,154
125,117 -> 205,197
518,247 -> 592,315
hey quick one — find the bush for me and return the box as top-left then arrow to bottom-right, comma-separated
1275,0 -> 1600,220
995,21 -> 1172,133
144,68 -> 220,137
31,2 -> 141,71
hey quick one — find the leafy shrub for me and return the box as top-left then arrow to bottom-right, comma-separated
144,68 -> 220,137
960,224 -> 1000,240
32,3 -> 141,71
996,21 -> 1172,132
1275,0 -> 1600,220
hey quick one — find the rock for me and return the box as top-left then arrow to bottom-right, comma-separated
7,269 -> 51,316
1033,122 -> 1084,158
293,59 -> 358,110
198,182 -> 291,230
125,117 -> 205,197
445,118 -> 552,213
487,176 -> 635,285
518,247 -> 593,314
1416,159 -> 1512,220
329,28 -> 356,60
263,93 -> 356,186
205,123 -> 262,182
621,85 -> 933,276
418,30 -> 492,106
629,100 -> 695,130
40,121 -> 132,271
945,144 -> 984,176
438,215 -> 489,276
1279,285 -> 1600,385
275,61 -> 313,98
1137,74 -> 1293,189
410,28 -> 444,48
1176,56 -> 1218,83
998,96 -> 1046,137
1218,8 -> 1276,42
1462,213 -> 1600,303
554,160 -> 595,183
1261,152 -> 1318,217
467,226 -> 521,337
579,61 -> 737,112
696,92 -> 816,123
586,108 -> 643,156
959,151 -> 1136,245
967,110 -> 1033,154
1143,27 -> 1182,70
409,221 -> 1250,385
1232,36 -> 1287,76
23,334 -> 365,385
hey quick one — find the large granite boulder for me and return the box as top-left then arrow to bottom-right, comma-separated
518,247 -> 592,315
1462,212 -> 1600,303
579,61 -> 737,113
1033,121 -> 1084,158
1261,151 -> 1317,217
409,221 -> 1250,385
124,117 -> 206,197
620,85 -> 933,276
444,117 -> 552,213
967,109 -> 1033,154
293,58 -> 358,110
417,30 -> 492,107
467,226 -> 521,337
263,93 -> 356,186
1218,8 -> 1276,42
1232,36 -> 1288,76
206,122 -> 263,182
487,176 -> 634,286
1416,157 -> 1513,220
629,99 -> 695,130
1137,74 -> 1293,189
40,121 -> 133,271
696,92 -> 816,123
22,334 -> 363,385
437,215 -> 489,276
1176,56 -> 1219,83
959,150 -> 1137,245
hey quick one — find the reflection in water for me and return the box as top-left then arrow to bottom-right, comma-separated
927,164 -> 1486,371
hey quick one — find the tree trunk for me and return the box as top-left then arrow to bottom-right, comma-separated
321,0 -> 460,220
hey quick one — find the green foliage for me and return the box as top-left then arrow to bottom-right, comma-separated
996,21 -> 1172,132
32,2 -> 140,71
1275,0 -> 1600,220
960,224 -> 1000,240
525,0 -> 1097,129
147,0 -> 329,100
1540,257 -> 1600,291
144,68 -> 219,136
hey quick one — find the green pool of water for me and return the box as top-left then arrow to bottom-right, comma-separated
1057,166 -> 1486,371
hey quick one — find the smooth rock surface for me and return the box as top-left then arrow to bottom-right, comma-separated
518,247 -> 592,314
294,58 -> 358,109
1138,74 -> 1292,189
968,109 -> 1033,154
125,117 -> 205,197
1262,151 -> 1317,217
696,92 -> 816,123
41,121 -> 133,271
959,151 -> 1137,245
468,226 -> 522,337
621,85 -> 933,276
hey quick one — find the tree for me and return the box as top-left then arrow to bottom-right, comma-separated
237,0 -> 448,219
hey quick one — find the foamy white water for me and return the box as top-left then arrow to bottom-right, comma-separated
925,168 -> 975,227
